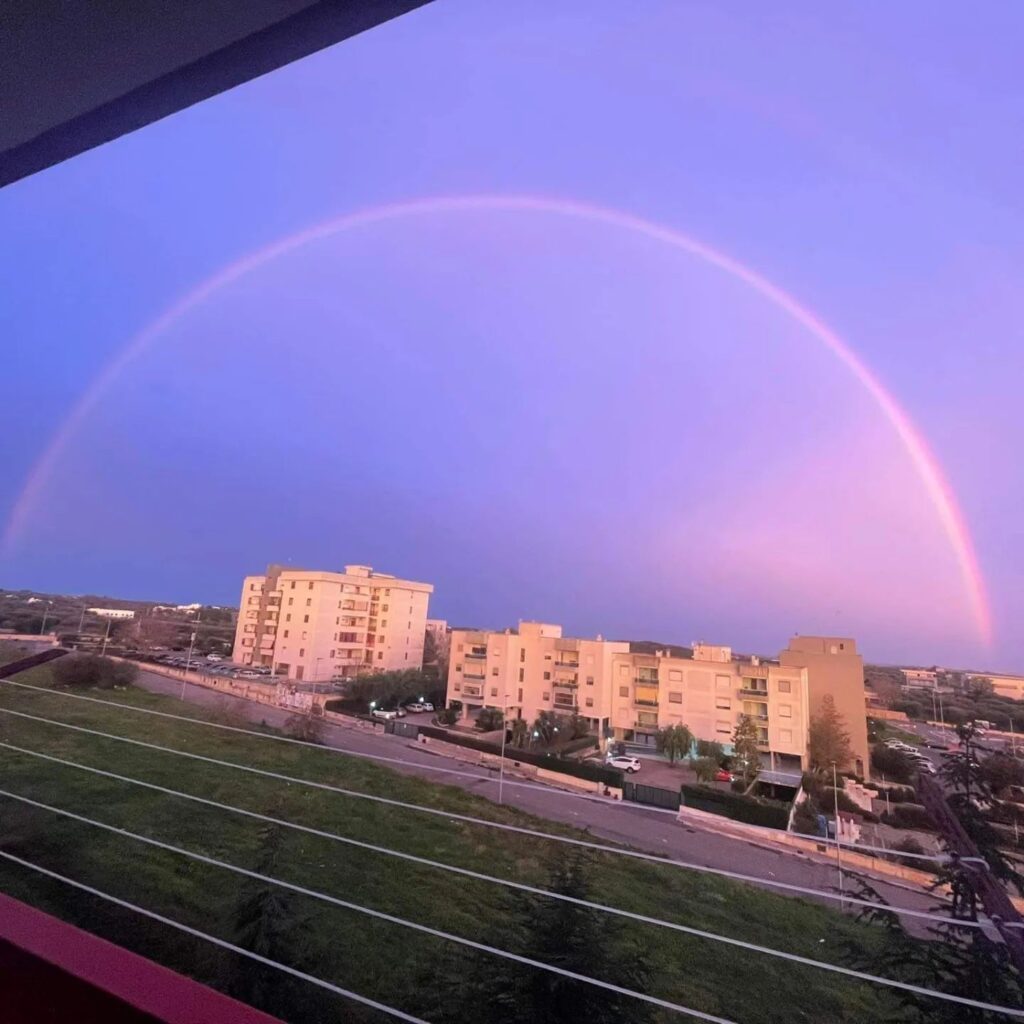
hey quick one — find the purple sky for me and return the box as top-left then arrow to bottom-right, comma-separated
2,2 -> 1022,671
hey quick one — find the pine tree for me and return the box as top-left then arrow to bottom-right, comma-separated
454,852 -> 654,1024
808,694 -> 853,775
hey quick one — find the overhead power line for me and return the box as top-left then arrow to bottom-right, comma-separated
0,738 -> 1005,1012
0,678 -> 967,864
0,848 -> 428,1023
0,787 -> 741,1024
0,705 -> 976,927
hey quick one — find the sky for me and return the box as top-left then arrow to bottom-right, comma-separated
1,1 -> 1023,671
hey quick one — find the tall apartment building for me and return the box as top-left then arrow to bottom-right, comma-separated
447,623 -> 814,769
233,564 -> 432,681
779,636 -> 869,777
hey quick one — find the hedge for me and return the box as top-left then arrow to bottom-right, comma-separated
881,803 -> 937,832
418,726 -> 621,786
680,784 -> 790,830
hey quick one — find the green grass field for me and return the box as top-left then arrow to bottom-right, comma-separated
0,664 -> 946,1022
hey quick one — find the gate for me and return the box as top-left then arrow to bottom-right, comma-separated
622,780 -> 681,810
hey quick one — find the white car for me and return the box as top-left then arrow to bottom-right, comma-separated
420,701 -> 435,712
404,702 -> 427,713
206,654 -> 224,662
371,708 -> 397,720
606,755 -> 641,773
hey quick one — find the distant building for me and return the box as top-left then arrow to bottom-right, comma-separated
233,564 -> 433,681
87,608 -> 135,621
425,619 -> 448,636
447,622 -> 813,769
977,673 -> 1024,702
779,636 -> 870,778
901,668 -> 939,690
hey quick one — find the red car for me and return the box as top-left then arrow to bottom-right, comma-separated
714,769 -> 733,783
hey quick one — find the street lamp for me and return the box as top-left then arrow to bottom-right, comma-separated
497,698 -> 516,805
39,600 -> 52,636
832,761 -> 844,907
180,630 -> 197,701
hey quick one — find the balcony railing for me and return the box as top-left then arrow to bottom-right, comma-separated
634,697 -> 659,707
553,698 -> 577,710
465,650 -> 487,660
553,678 -> 578,689
462,686 -> 483,698
739,686 -> 768,697
555,659 -> 579,669
463,671 -> 486,680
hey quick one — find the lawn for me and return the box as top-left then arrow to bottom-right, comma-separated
0,664 -> 952,1023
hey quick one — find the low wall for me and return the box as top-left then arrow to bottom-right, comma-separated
868,709 -> 909,722
677,804 -> 942,889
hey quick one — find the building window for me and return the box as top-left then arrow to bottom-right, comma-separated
619,686 -> 629,697
306,598 -> 312,607
585,697 -> 594,707
543,671 -> 551,680
286,614 -> 291,622
779,704 -> 792,718
778,680 -> 792,693
382,604 -> 389,612
490,687 -> 498,697
288,597 -> 293,606
283,630 -> 289,638
381,619 -> 387,627
303,615 -> 309,624
457,643 -> 464,652
716,721 -> 731,735
668,670 -> 682,682
520,649 -> 525,662
308,582 -> 314,590
716,675 -> 731,691
586,676 -> 594,685
780,729 -> 793,743
456,664 -> 462,673
290,582 -> 295,589
378,652 -> 383,660
299,648 -> 305,657
492,667 -> 499,676
518,668 -> 524,682
542,692 -> 550,701
385,588 -> 390,596
330,649 -> 335,658
544,654 -> 551,660
518,688 -> 523,702
715,697 -> 731,710
404,653 -> 408,661
669,692 -> 683,704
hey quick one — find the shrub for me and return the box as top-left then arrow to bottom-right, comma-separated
692,756 -> 719,783
730,778 -> 747,793
870,744 -> 915,784
680,784 -> 791,830
436,706 -> 459,726
881,803 -> 936,832
51,655 -> 137,690
695,739 -> 725,762
475,707 -> 504,732
417,726 -> 623,786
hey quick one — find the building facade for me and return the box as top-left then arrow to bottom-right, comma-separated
446,623 -> 813,768
979,673 -> 1024,702
779,636 -> 870,778
87,608 -> 135,620
233,564 -> 432,681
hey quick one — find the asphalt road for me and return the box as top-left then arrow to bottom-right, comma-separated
121,668 -> 948,927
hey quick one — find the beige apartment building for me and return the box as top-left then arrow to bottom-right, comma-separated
233,564 -> 432,681
779,636 -> 869,777
447,622 -> 815,769
977,673 -> 1024,702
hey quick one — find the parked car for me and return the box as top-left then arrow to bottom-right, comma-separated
714,769 -> 734,783
606,755 -> 641,773
404,702 -> 427,713
393,706 -> 407,718
371,708 -> 397,720
206,654 -> 224,662
238,670 -> 259,679
419,701 -> 435,712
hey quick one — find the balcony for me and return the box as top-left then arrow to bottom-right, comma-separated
739,685 -> 768,698
555,658 -> 579,669
634,696 -> 659,708
553,678 -> 578,689
465,650 -> 487,660
553,698 -> 577,711
463,671 -> 486,680
634,673 -> 659,685
462,685 -> 483,699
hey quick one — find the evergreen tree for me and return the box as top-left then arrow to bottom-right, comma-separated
808,694 -> 852,775
655,723 -> 693,764
455,852 -> 654,1024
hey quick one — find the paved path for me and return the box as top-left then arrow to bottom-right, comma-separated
126,669 -> 946,927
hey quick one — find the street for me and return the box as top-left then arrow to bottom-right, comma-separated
128,667 -> 941,923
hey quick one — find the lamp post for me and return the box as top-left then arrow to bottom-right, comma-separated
100,618 -> 112,657
832,761 -> 845,907
180,631 -> 197,700
39,600 -> 52,636
497,698 -> 515,806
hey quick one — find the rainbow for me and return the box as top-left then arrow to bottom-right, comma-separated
1,193 -> 993,645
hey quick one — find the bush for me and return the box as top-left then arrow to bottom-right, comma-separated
870,744 -> 915,784
819,786 -> 877,821
730,778 -> 747,793
680,784 -> 791,830
877,785 -> 917,805
51,655 -> 137,690
475,707 -> 504,732
881,803 -> 936,832
436,706 -> 459,726
792,797 -> 823,837
692,756 -> 719,783
695,739 -> 725,762
417,726 -> 622,786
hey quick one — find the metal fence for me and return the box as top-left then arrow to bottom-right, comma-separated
622,780 -> 681,810
385,720 -> 420,739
